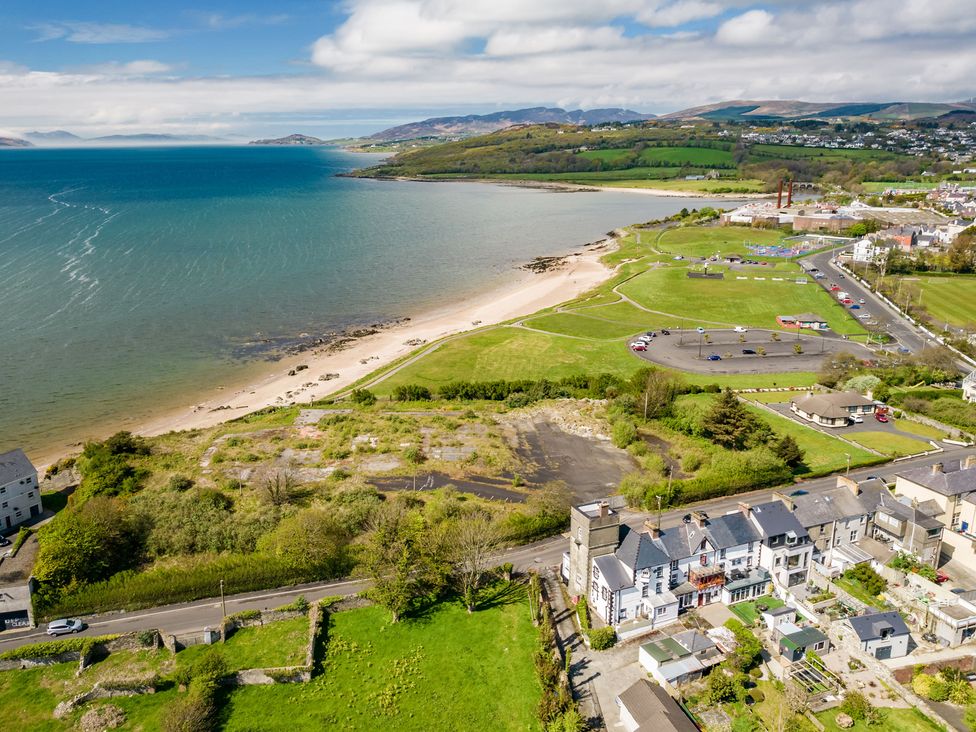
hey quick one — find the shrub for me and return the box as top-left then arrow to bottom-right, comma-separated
350,389 -> 377,406
843,564 -> 887,596
275,595 -> 310,614
168,475 -> 195,492
611,419 -> 638,448
839,691 -> 871,722
403,446 -> 426,464
588,627 -> 616,650
10,527 -> 32,556
161,679 -> 216,732
391,384 -> 433,401
576,599 -> 590,631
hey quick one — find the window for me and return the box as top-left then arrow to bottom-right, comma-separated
655,567 -> 663,578
577,527 -> 583,541
642,585 -> 649,598
0,486 -> 5,494
775,557 -> 782,566
656,583 -> 662,594
849,530 -> 858,542
27,492 -> 33,498
732,558 -> 742,566
746,555 -> 753,567
656,606 -> 667,617
24,476 -> 31,484
619,608 -> 627,620
670,560 -> 679,571
719,548 -> 726,560
593,566 -> 600,580
700,540 -> 707,551
641,568 -> 650,578
1,502 -> 6,509
700,554 -> 708,566
601,587 -> 608,600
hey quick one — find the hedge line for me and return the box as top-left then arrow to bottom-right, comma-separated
0,634 -> 119,661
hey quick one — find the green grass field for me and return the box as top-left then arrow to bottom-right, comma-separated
486,171 -> 766,192
847,431 -> 931,456
891,275 -> 976,329
655,226 -> 787,258
743,391 -> 808,403
178,616 -> 309,672
221,587 -> 541,731
892,418 -> 947,441
750,144 -> 898,162
861,180 -> 976,193
816,708 -> 943,732
577,146 -> 734,167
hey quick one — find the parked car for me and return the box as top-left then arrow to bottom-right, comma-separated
46,618 -> 85,636
0,535 -> 10,548
829,284 -> 840,291
707,354 -> 722,361
875,412 -> 889,423
859,298 -> 866,304
742,349 -> 756,355
645,331 -> 657,338
841,298 -> 854,305
858,314 -> 872,320
838,274 -> 845,279
789,489 -> 809,496
921,632 -> 938,643
897,346 -> 911,354
682,514 -> 692,524
630,342 -> 647,351
673,255 -> 684,260
734,326 -> 748,333
850,414 -> 864,424
850,304 -> 860,309
660,329 -> 670,335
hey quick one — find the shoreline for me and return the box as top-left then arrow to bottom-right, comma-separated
351,173 -> 775,199
31,236 -> 618,468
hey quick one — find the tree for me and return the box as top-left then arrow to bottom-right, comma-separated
451,512 -> 500,613
262,471 -> 296,507
350,388 -> 377,406
362,503 -> 419,622
843,374 -> 882,394
704,389 -> 768,451
258,506 -> 352,574
706,666 -> 745,704
773,435 -> 805,468
631,367 -> 684,420
724,619 -> 763,671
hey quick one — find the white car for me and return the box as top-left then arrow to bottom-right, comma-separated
46,618 -> 85,636
850,414 -> 864,424
733,326 -> 748,333
858,313 -> 872,320
859,298 -> 866,304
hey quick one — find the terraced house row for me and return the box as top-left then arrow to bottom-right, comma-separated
564,474 -> 949,634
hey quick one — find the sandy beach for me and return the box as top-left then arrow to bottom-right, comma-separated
122,237 -> 616,446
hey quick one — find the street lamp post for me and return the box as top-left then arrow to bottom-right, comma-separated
219,579 -> 226,619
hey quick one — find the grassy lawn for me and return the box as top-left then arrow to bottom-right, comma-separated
816,707 -> 943,732
743,391 -> 808,403
685,372 -> 819,389
730,596 -> 784,625
655,226 -> 786,258
524,312 -> 643,340
834,577 -> 885,608
617,266 -> 864,335
891,275 -> 976,329
861,180 -> 974,193
221,586 -> 541,731
892,418 -> 947,441
847,431 -> 931,457
179,616 -> 309,672
593,177 -> 767,193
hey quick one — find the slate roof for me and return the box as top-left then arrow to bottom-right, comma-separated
765,606 -> 796,617
616,526 -> 670,571
593,555 -> 633,592
792,391 -> 875,419
750,501 -> 809,540
703,512 -> 761,549
849,611 -> 910,642
616,679 -> 700,732
781,626 -> 828,651
0,449 -> 36,486
791,486 -> 868,527
896,460 -> 976,497
874,492 -> 944,531
652,513 -> 759,560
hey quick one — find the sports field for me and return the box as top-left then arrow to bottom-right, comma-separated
892,275 -> 976,329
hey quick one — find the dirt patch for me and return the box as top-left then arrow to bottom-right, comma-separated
368,472 -> 527,502
640,432 -> 686,478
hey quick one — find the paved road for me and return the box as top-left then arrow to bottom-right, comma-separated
803,248 -> 931,354
2,446 -> 971,654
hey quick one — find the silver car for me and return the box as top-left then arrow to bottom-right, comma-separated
46,618 -> 85,636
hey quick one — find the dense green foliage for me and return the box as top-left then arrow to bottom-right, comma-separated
843,564 -> 887,597
587,626 -> 617,650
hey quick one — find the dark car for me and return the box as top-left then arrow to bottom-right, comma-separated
645,331 -> 657,337
661,329 -> 670,335
707,354 -> 722,361
789,489 -> 809,496
742,349 -> 756,355
921,632 -> 938,643
0,535 -> 11,548
682,514 -> 692,524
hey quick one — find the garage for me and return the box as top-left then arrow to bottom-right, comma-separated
874,645 -> 892,660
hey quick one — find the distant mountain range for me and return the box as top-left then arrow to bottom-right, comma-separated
366,107 -> 656,142
661,99 -> 976,121
249,134 -> 327,146
22,131 -> 225,145
0,136 -> 32,147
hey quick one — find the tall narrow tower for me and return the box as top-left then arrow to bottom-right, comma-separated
567,501 -> 621,599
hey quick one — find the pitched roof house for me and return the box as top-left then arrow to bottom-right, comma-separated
616,679 -> 700,732
791,391 -> 876,427
848,611 -> 910,660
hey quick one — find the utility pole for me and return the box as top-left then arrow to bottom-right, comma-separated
219,579 -> 226,618
656,494 -> 663,531
845,453 -> 851,476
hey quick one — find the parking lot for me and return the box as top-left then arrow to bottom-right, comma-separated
630,328 -> 874,375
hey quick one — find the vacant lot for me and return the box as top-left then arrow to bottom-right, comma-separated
847,430 -> 931,457
222,587 -> 541,731
179,615 -> 309,672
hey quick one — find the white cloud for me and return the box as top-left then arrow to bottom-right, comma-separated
71,60 -> 173,76
637,1 -> 723,27
715,9 -> 775,45
485,26 -> 623,56
30,21 -> 171,44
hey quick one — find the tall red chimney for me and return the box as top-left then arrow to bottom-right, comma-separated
777,179 -> 784,208
787,179 -> 794,207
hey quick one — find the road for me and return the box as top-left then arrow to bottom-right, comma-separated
804,248 -> 931,354
3,446 -> 970,654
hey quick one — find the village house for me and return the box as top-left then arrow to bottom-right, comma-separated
963,371 -> 976,404
775,313 -> 830,331
638,630 -> 723,687
847,611 -> 911,660
0,448 -> 41,532
851,237 -> 889,264
790,391 -> 877,428
615,678 -> 701,732
778,624 -> 830,663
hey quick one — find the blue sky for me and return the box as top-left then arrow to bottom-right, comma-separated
0,1 -> 974,139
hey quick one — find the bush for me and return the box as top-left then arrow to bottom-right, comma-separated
10,527 -> 32,556
843,564 -> 887,596
162,679 -> 216,732
275,595 -> 310,614
913,673 -> 950,702
840,691 -> 875,722
588,627 -> 616,650
611,419 -> 638,448
168,475 -> 195,492
350,389 -> 377,406
576,599 -> 590,632
391,384 -> 433,401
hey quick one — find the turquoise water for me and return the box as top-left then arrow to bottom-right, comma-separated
0,146 -> 737,456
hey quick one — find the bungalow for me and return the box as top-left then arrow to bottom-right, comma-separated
964,371 -> 976,404
778,624 -> 830,662
762,605 -> 797,631
616,679 -> 700,732
776,313 -> 829,330
790,391 -> 876,428
848,611 -> 911,660
638,630 -> 724,687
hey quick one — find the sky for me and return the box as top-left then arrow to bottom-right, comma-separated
1,0 -> 975,139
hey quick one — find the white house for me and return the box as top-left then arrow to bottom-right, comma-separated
746,502 -> 815,591
851,238 -> 888,264
638,630 -> 724,687
848,611 -> 911,660
762,605 -> 797,631
0,449 -> 40,532
964,371 -> 976,404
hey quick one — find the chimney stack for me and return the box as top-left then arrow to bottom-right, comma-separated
963,455 -> 976,470
837,475 -> 861,496
738,502 -> 752,518
599,501 -> 609,518
692,511 -> 707,528
643,520 -> 662,539
931,463 -> 944,475
777,179 -> 784,208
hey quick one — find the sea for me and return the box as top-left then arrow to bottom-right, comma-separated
0,145 -> 743,458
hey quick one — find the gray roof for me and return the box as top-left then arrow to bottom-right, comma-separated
616,679 -> 700,732
849,611 -> 910,641
704,512 -> 761,549
750,501 -> 809,540
672,629 -> 716,655
896,460 -> 975,497
792,486 -> 869,528
874,492 -> 944,531
766,606 -> 796,617
617,526 -> 670,571
594,555 -> 633,592
0,449 -> 36,486
793,391 -> 875,419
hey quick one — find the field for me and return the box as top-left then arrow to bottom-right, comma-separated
888,275 -> 976,329
861,180 -> 976,193
221,588 -> 541,731
374,225 -> 855,395
578,145 -> 734,168
179,616 -> 309,672
729,595 -> 785,625
847,431 -> 931,457
891,418 -> 948,440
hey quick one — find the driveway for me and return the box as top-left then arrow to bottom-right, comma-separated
763,401 -> 937,451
